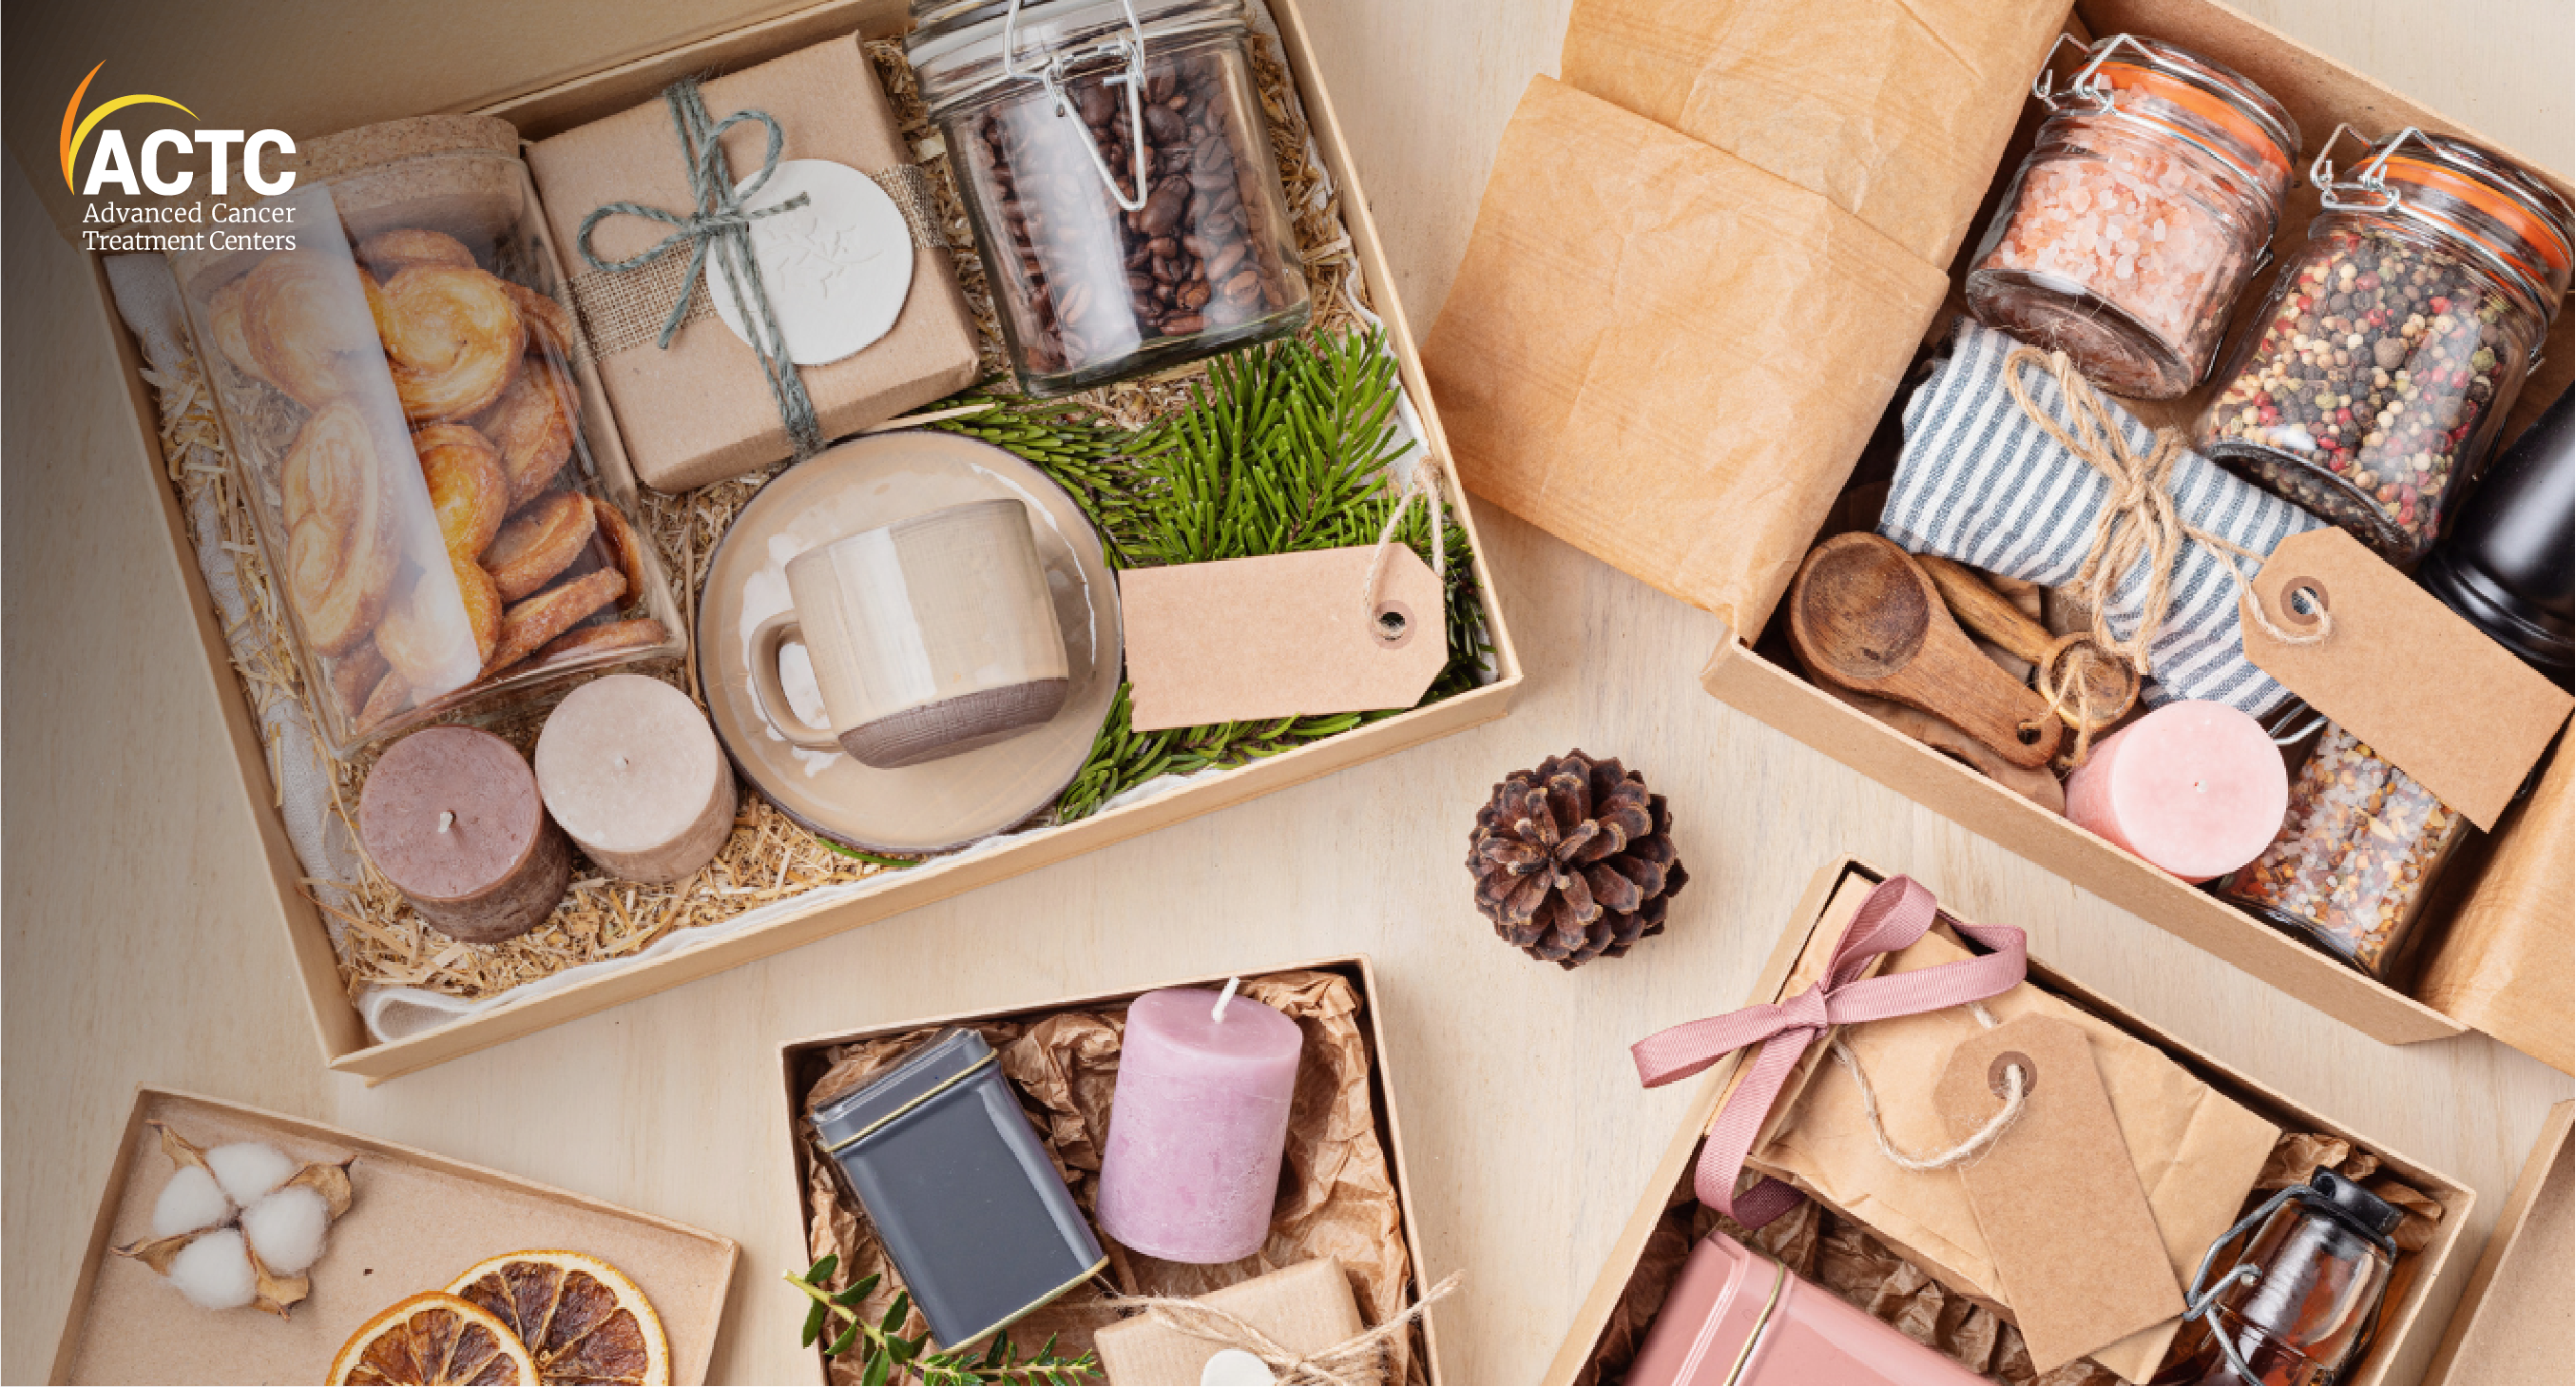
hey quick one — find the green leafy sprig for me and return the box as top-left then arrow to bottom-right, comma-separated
924,330 -> 1492,822
788,1256 -> 1098,1386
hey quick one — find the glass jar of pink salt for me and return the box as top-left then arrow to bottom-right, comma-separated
1968,35 -> 2297,399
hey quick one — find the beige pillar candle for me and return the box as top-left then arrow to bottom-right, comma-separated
533,674 -> 737,883
358,726 -> 569,944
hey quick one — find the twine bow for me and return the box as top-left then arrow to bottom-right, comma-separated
1629,877 -> 2028,1225
577,79 -> 825,460
1999,346 -> 2325,761
1111,1271 -> 1461,1386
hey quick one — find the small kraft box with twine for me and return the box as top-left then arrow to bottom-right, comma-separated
527,35 -> 981,491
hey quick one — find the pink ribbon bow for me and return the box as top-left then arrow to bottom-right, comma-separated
1630,876 -> 2028,1225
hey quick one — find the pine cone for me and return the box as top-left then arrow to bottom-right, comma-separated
1469,749 -> 1686,968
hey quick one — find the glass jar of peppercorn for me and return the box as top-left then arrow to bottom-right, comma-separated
2197,128 -> 2572,563
908,0 -> 1312,395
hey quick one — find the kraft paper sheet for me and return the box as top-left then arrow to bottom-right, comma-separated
1559,0 -> 2070,265
1424,75 -> 1951,636
799,971 -> 1423,1385
1746,932 -> 2280,1381
2417,735 -> 2575,1074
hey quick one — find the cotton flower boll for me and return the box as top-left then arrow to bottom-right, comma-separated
151,1165 -> 235,1239
167,1228 -> 258,1310
240,1185 -> 331,1274
205,1142 -> 296,1204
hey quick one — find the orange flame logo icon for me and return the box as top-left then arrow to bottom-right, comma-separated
60,62 -> 198,191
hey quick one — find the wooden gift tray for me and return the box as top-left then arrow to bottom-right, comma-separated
50,1088 -> 739,1384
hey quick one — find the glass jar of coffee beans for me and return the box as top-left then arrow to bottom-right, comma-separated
910,0 -> 1311,395
2198,130 -> 2571,562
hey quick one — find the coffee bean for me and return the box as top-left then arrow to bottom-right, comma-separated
1163,314 -> 1206,334
1144,106 -> 1186,143
1208,241 -> 1246,280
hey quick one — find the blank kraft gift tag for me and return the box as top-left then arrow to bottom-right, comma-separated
1935,1013 -> 2183,1374
1121,546 -> 1447,731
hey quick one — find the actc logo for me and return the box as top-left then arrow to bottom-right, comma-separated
62,62 -> 295,197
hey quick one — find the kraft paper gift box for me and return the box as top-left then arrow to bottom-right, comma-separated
779,956 -> 1447,1384
8,0 -> 1521,1082
49,1087 -> 737,1384
1548,859 -> 2479,1386
2425,1100 -> 2574,1385
526,35 -> 980,491
1093,1257 -> 1374,1386
1424,0 -> 2573,1064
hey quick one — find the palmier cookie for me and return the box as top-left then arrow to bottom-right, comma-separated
590,497 -> 653,608
279,401 -> 400,656
474,360 -> 578,506
377,552 -> 503,690
500,281 -> 578,362
207,279 -> 274,388
356,228 -> 475,279
538,618 -> 669,664
243,252 -> 384,408
488,567 -> 625,674
356,669 -> 411,733
378,264 -> 524,423
484,491 -> 596,601
413,423 -> 509,562
328,641 -> 390,719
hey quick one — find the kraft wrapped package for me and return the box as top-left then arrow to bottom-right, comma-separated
1560,0 -> 2068,264
1425,75 -> 1949,635
527,38 -> 979,491
1744,930 -> 2280,1382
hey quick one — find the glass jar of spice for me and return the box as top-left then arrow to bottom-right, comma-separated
1968,34 -> 2297,399
2198,128 -> 2573,562
2215,721 -> 2466,981
909,0 -> 1312,395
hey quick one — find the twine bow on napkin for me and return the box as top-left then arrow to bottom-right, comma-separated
577,78 -> 825,459
1111,1271 -> 1461,1386
1629,877 -> 2028,1226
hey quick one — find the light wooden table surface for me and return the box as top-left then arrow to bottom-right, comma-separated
6,3 -> 2569,1383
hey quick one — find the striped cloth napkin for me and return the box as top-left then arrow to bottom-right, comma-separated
1878,320 -> 2320,716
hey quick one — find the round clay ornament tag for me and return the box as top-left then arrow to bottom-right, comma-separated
1199,1348 -> 1277,1386
708,159 -> 913,366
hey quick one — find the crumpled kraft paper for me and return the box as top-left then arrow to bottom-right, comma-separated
800,971 -> 1424,1385
1424,75 -> 1951,639
1560,0 -> 2070,265
1747,932 -> 2279,1381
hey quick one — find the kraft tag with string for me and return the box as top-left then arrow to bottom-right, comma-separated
1121,545 -> 1446,731
1933,1013 -> 2182,1374
2242,527 -> 2573,828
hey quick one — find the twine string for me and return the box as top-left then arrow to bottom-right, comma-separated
1359,463 -> 1447,624
1112,1271 -> 1461,1386
1829,1001 -> 2028,1172
576,80 -> 826,459
1999,346 -> 2327,764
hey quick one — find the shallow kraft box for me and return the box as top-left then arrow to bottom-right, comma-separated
49,1086 -> 739,1384
8,0 -> 1522,1084
777,954 -> 1445,1384
1545,858 -> 2480,1387
2425,1099 -> 2573,1385
1432,0 -> 2568,1058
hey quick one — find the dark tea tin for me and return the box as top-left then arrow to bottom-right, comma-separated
810,1027 -> 1107,1347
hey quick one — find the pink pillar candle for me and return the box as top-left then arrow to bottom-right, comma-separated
2066,700 -> 2289,883
1097,986 -> 1304,1264
533,675 -> 737,884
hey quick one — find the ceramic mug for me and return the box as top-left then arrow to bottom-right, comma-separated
749,498 -> 1069,768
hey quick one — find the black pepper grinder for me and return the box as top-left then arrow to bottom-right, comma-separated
2419,388 -> 2574,686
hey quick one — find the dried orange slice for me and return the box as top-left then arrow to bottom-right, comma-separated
328,1291 -> 538,1385
445,1250 -> 669,1386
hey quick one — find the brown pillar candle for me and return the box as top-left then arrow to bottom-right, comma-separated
358,726 -> 569,944
532,675 -> 737,883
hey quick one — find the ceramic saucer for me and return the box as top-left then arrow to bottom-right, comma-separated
700,431 -> 1120,853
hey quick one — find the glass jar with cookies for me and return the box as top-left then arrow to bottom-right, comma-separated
176,118 -> 684,758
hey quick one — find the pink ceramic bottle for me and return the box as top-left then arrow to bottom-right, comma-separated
1625,1232 -> 1989,1385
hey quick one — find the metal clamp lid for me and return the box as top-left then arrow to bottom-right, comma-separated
2031,31 -> 2147,112
1002,0 -> 1153,210
2312,122 -> 2418,214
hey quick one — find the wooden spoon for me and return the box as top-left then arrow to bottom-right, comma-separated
1916,554 -> 2141,732
1788,533 -> 2065,768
